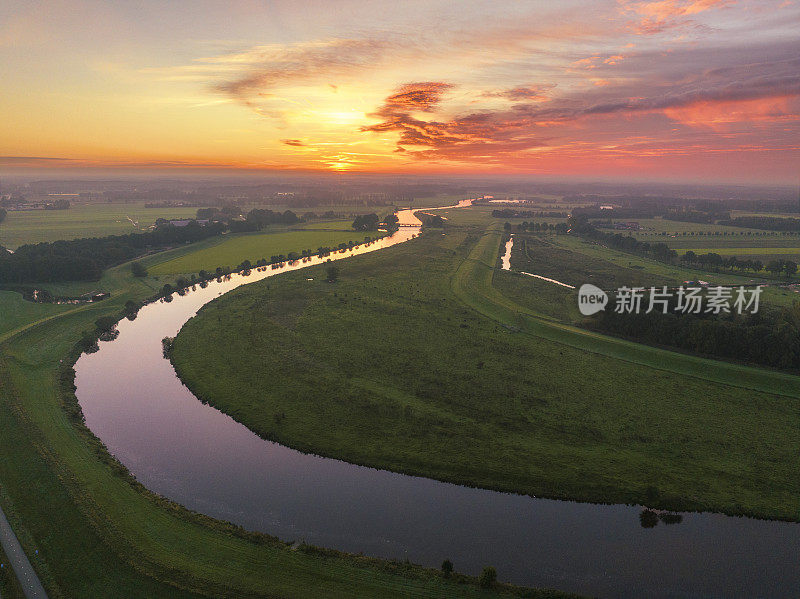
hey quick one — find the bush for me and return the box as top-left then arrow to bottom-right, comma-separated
79,330 -> 98,353
441,559 -> 453,577
639,509 -> 659,528
123,300 -> 140,319
326,265 -> 340,283
94,316 -> 117,333
479,566 -> 497,588
131,262 -> 147,277
162,337 -> 175,359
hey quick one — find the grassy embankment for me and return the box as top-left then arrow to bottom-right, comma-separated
172,223 -> 800,522
0,229 -> 567,597
148,229 -> 377,276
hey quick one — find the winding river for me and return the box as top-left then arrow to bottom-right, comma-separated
75,205 -> 800,599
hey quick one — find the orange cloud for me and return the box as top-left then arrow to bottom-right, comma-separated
664,96 -> 800,129
378,82 -> 454,113
619,0 -> 732,33
482,84 -> 555,102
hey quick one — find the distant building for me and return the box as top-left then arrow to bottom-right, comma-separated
166,219 -> 209,227
614,221 -> 640,230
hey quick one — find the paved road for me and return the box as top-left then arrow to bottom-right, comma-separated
0,505 -> 47,599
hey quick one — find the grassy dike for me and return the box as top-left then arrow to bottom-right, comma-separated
171,225 -> 799,522
0,242 -> 579,597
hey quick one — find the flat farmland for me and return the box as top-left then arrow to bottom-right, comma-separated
677,247 -> 800,256
0,202 -> 200,249
431,205 -> 566,227
667,238 -> 800,249
293,219 -> 355,230
730,210 -> 800,219
628,217 -> 771,236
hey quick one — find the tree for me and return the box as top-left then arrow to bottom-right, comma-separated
352,213 -> 380,231
639,509 -> 659,528
94,316 -> 117,333
479,566 -> 497,588
79,330 -> 99,353
0,207 -> 6,224
384,213 -> 399,232
131,262 -> 147,277
123,299 -> 140,318
326,265 -> 340,283
441,559 -> 453,577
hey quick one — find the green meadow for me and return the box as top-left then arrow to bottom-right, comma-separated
0,202 -> 199,249
147,229 -> 377,275
172,222 -> 800,522
678,247 -> 800,256
1,202 -> 798,597
0,217 -> 573,597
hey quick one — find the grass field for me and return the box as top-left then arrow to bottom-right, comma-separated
550,235 -> 766,285
171,223 -> 800,523
0,290 -> 76,339
0,203 -> 199,249
628,217 -> 783,236
666,238 -> 800,249
147,229 -> 377,275
293,219 -> 355,230
678,247 -> 800,256
0,231 -> 570,597
730,210 -> 800,219
432,205 -> 566,227
1,203 -> 798,597
491,232 -> 680,322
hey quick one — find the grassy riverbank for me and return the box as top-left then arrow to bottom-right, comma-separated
172,224 -> 800,521
148,229 -> 378,275
0,233 -> 578,597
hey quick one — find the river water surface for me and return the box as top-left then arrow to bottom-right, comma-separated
75,205 -> 800,599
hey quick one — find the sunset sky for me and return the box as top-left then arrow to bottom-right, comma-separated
1,0 -> 798,183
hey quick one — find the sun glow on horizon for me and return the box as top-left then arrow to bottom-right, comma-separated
1,0 -> 798,183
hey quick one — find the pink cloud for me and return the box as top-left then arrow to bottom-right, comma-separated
619,0 -> 733,34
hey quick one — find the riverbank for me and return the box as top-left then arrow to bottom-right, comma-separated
0,224 -> 577,597
172,225 -> 800,521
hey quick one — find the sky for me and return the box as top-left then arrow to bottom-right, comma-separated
1,0 -> 799,183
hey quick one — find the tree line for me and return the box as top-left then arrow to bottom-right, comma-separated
570,216 -> 679,262
194,207 -> 302,233
504,221 -> 569,233
681,252 -> 797,277
571,217 -> 798,279
492,209 -> 568,218
0,220 -> 225,284
717,216 -> 800,232
352,213 -> 399,232
585,297 -> 800,372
